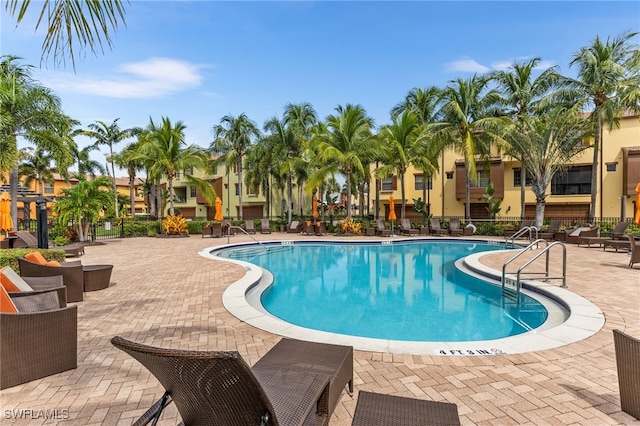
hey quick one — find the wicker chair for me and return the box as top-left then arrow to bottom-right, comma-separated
429,218 -> 448,236
111,336 -> 342,426
18,257 -> 85,302
613,329 -> 640,420
399,219 -> 418,236
375,219 -> 391,237
260,219 -> 272,234
1,287 -> 77,389
244,220 -> 256,234
286,221 -> 301,233
448,218 -> 463,237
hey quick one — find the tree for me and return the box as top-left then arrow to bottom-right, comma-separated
138,117 -> 210,217
114,139 -> 145,216
377,111 -> 437,220
492,58 -> 564,220
82,118 -> 134,217
53,175 -> 112,242
561,31 -> 640,221
211,113 -> 260,220
18,147 -> 55,194
75,145 -> 106,178
392,86 -> 444,219
0,55 -> 71,226
4,0 -> 128,69
310,104 -> 377,219
504,107 -> 592,227
431,75 -> 508,221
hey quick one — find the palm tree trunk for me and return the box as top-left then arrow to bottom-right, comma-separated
589,118 -> 601,222
400,173 -> 406,220
10,165 -> 18,227
535,195 -> 546,229
110,149 -> 119,217
465,174 -> 471,221
520,164 -> 526,220
168,177 -> 174,215
346,172 -> 352,219
237,161 -> 243,220
129,176 -> 135,216
287,173 -> 293,224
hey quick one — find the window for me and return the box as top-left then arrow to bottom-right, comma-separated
184,167 -> 194,176
468,170 -> 490,188
513,168 -> 533,186
414,175 -> 432,191
381,177 -> 393,191
190,186 -> 196,198
44,183 -> 54,194
235,183 -> 240,196
247,185 -> 258,196
551,165 -> 592,195
606,163 -> 617,172
446,172 -> 454,180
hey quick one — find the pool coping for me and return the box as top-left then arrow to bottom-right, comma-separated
200,238 -> 605,355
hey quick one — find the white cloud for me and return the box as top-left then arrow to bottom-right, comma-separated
445,58 -> 490,73
41,57 -> 206,99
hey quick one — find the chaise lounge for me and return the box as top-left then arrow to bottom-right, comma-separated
111,336 -> 354,426
399,219 -> 418,236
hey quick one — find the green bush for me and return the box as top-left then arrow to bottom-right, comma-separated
123,221 -> 162,237
0,248 -> 66,270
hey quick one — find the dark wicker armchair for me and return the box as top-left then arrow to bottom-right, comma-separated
111,336 -> 336,426
1,287 -> 77,389
18,257 -> 84,302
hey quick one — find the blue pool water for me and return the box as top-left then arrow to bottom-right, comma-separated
217,241 -> 548,342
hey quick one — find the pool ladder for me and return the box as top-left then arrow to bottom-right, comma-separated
505,226 -> 539,247
501,239 -> 567,302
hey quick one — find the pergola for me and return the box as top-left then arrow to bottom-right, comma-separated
0,184 -> 56,249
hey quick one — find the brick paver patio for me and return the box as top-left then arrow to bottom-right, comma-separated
1,232 -> 638,425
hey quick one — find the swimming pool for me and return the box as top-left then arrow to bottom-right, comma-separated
215,241 -> 548,342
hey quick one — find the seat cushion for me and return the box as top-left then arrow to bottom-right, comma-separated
0,266 -> 34,292
0,285 -> 18,313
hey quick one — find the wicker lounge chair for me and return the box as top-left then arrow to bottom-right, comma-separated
538,220 -> 562,240
18,256 -> 85,303
244,220 -> 256,234
578,221 -> 630,247
429,218 -> 448,236
111,336 -> 340,426
613,329 -> 640,420
12,230 -> 39,248
554,226 -> 598,244
352,391 -> 460,426
375,219 -> 391,237
626,234 -> 640,268
448,218 -> 463,237
260,219 -> 272,234
1,286 -> 77,389
315,221 -> 327,236
287,221 -> 301,233
399,219 -> 418,236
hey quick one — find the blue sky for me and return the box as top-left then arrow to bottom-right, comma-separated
3,1 -> 639,175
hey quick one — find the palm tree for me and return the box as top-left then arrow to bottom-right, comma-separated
561,31 -> 640,221
75,145 -> 106,178
284,102 -> 317,218
309,104 -> 377,219
211,113 -> 260,220
377,111 -> 437,220
0,55 -> 70,226
4,0 -> 128,69
504,107 -> 592,227
114,140 -> 145,216
491,58 -> 563,220
82,118 -> 134,217
392,86 -> 444,219
431,75 -> 508,221
53,175 -> 112,242
138,117 -> 210,217
18,147 -> 55,194
263,116 -> 297,224
243,140 -> 275,218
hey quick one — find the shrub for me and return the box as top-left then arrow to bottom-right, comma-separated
0,249 -> 66,270
162,215 -> 188,235
54,236 -> 70,246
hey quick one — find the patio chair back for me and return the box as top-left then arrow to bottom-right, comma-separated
287,221 -> 300,233
612,221 -> 630,239
112,336 -> 278,426
260,219 -> 272,234
245,220 -> 256,234
545,220 -> 562,233
430,218 -> 442,231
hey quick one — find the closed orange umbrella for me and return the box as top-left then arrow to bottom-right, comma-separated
214,197 -> 223,221
635,183 -> 640,226
0,191 -> 13,233
388,196 -> 396,221
312,194 -> 319,219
